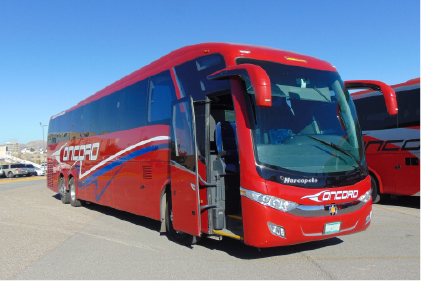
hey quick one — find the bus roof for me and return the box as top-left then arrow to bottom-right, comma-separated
55,42 -> 337,118
351,77 -> 420,99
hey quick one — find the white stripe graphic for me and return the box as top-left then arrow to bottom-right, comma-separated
77,136 -> 170,179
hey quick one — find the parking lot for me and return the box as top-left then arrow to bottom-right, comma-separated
0,178 -> 419,279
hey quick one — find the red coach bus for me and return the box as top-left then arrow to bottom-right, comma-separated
47,43 -> 394,248
350,78 -> 420,202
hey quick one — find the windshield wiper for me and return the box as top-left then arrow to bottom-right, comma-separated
312,87 -> 330,102
308,135 -> 365,174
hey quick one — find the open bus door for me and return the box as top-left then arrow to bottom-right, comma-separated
170,97 -> 201,236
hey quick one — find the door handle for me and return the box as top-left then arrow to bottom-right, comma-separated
395,165 -> 401,169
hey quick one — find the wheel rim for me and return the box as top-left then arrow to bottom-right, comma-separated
70,181 -> 76,201
59,179 -> 66,197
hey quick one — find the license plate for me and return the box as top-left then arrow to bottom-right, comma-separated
324,222 -> 341,234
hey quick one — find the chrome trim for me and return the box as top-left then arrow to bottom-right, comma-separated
170,160 -> 196,176
291,200 -> 364,217
301,220 -> 359,237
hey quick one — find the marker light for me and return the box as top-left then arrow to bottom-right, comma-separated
365,211 -> 373,225
240,187 -> 299,212
358,189 -> 372,203
268,222 -> 286,238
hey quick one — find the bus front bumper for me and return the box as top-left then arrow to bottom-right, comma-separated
241,196 -> 372,248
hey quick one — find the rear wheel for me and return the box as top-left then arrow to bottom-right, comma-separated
69,177 -> 82,207
7,172 -> 14,178
59,177 -> 70,204
165,192 -> 199,245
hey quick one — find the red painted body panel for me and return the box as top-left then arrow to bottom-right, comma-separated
47,43 -> 373,248
170,165 -> 200,236
242,196 -> 371,248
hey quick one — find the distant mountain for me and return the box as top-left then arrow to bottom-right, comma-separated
18,141 -> 47,150
1,140 -> 46,149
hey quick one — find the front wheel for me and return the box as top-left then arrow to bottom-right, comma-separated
69,177 -> 82,207
165,192 -> 199,245
371,176 -> 390,203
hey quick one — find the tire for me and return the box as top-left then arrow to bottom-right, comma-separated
7,172 -> 14,178
165,192 -> 199,245
371,177 -> 380,203
59,177 -> 70,204
69,177 -> 82,207
371,176 -> 390,203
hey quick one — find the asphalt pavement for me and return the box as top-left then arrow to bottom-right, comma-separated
0,178 -> 419,279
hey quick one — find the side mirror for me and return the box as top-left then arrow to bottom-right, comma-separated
207,64 -> 272,107
345,80 -> 398,115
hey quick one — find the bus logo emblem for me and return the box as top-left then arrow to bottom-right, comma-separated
329,204 -> 338,216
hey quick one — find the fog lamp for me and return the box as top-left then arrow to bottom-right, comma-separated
268,222 -> 286,238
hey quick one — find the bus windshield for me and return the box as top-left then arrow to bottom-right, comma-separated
237,58 -> 365,176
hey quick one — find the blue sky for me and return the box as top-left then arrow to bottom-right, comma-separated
0,0 -> 419,145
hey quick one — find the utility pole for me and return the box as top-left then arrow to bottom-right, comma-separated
40,122 -> 48,165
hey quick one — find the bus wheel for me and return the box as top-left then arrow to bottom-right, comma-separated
165,194 -> 199,245
59,177 -> 70,204
370,176 -> 391,203
371,177 -> 380,203
69,177 -> 82,207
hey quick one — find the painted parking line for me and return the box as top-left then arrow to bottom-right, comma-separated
0,176 -> 46,184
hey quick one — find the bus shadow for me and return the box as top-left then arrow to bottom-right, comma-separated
51,194 -> 161,232
196,235 -> 343,259
51,193 -> 343,258
377,196 -> 420,209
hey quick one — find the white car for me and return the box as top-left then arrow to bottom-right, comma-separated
34,167 -> 46,176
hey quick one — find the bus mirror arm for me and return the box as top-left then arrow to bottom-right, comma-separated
207,64 -> 272,107
344,80 -> 398,115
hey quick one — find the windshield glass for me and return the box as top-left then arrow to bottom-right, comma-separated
237,58 -> 365,176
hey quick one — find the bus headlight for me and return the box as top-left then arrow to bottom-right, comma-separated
358,189 -> 372,203
240,187 -> 299,212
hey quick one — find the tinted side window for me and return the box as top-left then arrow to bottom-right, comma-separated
120,79 -> 148,130
1,165 -> 8,169
147,70 -> 176,124
70,107 -> 84,140
83,100 -> 100,137
353,95 -> 397,131
174,54 -> 229,100
397,88 -> 420,128
98,92 -> 121,135
48,112 -> 71,145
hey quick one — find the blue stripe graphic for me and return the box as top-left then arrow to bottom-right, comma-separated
73,143 -> 169,201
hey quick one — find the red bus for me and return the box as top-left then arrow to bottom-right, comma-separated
47,43 -> 393,248
351,78 -> 420,202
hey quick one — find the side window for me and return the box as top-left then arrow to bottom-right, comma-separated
174,54 -> 229,100
147,70 -> 176,124
48,118 -> 57,145
397,88 -> 420,128
98,92 -> 121,135
120,79 -> 148,130
83,100 -> 100,137
70,107 -> 84,140
353,95 -> 397,131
